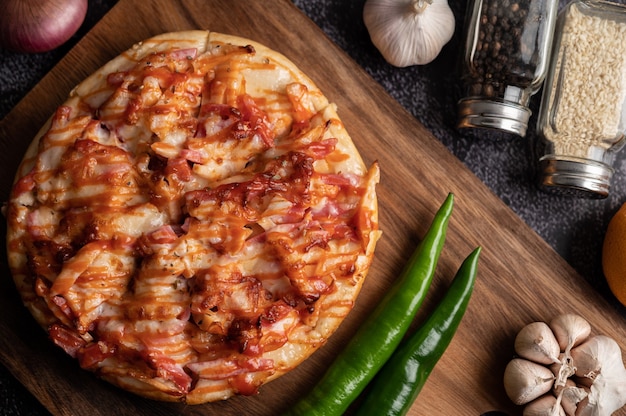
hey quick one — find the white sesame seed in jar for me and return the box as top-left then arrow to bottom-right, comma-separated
536,0 -> 626,198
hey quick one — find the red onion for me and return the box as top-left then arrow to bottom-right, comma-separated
0,0 -> 88,53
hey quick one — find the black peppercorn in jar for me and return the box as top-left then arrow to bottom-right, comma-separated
457,0 -> 559,136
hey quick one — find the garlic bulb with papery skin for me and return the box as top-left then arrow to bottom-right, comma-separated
504,314 -> 626,415
363,0 -> 455,67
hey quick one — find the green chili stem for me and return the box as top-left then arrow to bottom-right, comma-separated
285,193 -> 455,416
355,246 -> 481,416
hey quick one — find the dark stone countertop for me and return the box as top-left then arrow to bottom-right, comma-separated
2,0 -> 626,414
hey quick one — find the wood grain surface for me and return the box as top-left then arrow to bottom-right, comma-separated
1,1 -> 625,415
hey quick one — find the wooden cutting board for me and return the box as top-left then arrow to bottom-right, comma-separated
1,1 -> 625,415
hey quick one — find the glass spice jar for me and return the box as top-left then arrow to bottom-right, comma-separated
457,0 -> 559,137
536,0 -> 626,198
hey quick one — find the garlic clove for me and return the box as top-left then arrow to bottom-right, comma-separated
504,358 -> 556,405
363,0 -> 455,67
574,395 -> 594,416
522,394 -> 566,416
553,379 -> 587,416
571,335 -> 626,416
570,336 -> 611,381
515,321 -> 561,365
549,314 -> 591,354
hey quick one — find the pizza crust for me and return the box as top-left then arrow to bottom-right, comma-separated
6,30 -> 380,404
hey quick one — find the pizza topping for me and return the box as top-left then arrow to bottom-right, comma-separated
49,323 -> 88,358
6,32 -> 380,403
147,353 -> 193,394
286,83 -> 317,124
49,240 -> 107,296
76,340 -> 113,368
186,356 -> 274,383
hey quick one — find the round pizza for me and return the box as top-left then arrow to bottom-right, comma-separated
5,31 -> 380,404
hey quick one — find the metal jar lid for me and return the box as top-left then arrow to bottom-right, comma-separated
457,98 -> 531,137
538,157 -> 613,199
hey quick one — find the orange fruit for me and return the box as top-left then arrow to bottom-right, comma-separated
602,203 -> 626,306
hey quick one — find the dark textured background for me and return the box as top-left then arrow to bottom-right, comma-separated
2,0 -> 626,414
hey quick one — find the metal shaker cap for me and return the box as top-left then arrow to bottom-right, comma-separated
457,98 -> 531,137
539,157 -> 613,198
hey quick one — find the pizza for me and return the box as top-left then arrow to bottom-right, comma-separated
5,30 -> 380,404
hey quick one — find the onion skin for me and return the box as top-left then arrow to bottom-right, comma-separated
0,0 -> 88,53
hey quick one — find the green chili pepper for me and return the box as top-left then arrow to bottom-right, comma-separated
285,193 -> 454,416
355,246 -> 481,416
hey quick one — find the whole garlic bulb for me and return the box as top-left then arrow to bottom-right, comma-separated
363,0 -> 455,67
504,314 -> 626,416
